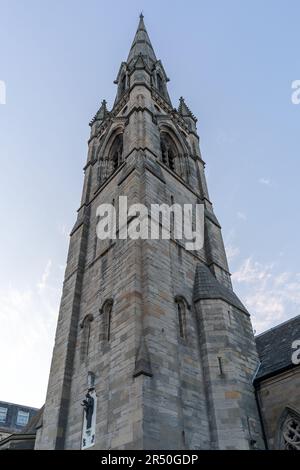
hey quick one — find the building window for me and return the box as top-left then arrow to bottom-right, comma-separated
80,314 -> 94,362
175,297 -> 188,340
177,302 -> 186,339
0,407 -> 7,423
100,299 -> 113,342
16,410 -> 29,427
161,133 -> 177,172
110,134 -> 123,172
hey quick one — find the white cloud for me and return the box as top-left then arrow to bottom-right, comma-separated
259,177 -> 271,186
232,257 -> 273,283
0,262 -> 62,408
232,257 -> 300,333
225,244 -> 240,262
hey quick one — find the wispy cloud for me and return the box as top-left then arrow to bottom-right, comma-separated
225,244 -> 240,262
259,177 -> 271,186
232,257 -> 273,283
232,257 -> 300,333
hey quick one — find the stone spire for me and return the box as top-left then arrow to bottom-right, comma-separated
89,99 -> 109,126
178,96 -> 197,132
178,97 -> 197,121
127,14 -> 157,66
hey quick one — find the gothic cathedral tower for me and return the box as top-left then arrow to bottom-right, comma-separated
35,16 -> 265,450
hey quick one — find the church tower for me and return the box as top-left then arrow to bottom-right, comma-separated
35,15 -> 265,450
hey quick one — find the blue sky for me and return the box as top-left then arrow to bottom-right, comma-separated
0,0 -> 299,407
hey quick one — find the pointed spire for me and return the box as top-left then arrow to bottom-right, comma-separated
89,99 -> 109,126
178,97 -> 197,121
127,14 -> 157,65
96,100 -> 108,120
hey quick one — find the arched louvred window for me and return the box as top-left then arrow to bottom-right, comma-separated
100,299 -> 113,342
97,128 -> 124,184
278,408 -> 300,450
110,134 -> 123,173
175,296 -> 189,340
80,314 -> 94,362
160,126 -> 192,183
160,133 -> 177,172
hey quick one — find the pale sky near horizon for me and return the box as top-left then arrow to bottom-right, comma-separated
0,0 -> 299,408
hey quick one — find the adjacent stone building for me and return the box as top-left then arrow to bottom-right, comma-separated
0,401 -> 38,443
4,15 -> 298,451
255,315 -> 300,450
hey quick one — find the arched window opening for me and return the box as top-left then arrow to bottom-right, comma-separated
110,134 -> 123,173
161,133 -> 177,173
175,297 -> 188,340
101,299 -> 113,342
80,314 -> 94,362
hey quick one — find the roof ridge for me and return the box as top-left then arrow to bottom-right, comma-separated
255,314 -> 300,338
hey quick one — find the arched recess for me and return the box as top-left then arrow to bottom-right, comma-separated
276,406 -> 300,450
96,125 -> 124,184
100,299 -> 114,342
174,295 -> 191,340
80,314 -> 94,362
158,123 -> 191,181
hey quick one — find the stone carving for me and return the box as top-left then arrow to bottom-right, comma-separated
81,391 -> 94,430
81,388 -> 97,450
282,417 -> 300,450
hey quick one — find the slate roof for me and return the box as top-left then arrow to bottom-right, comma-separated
255,315 -> 300,381
193,263 -> 248,314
